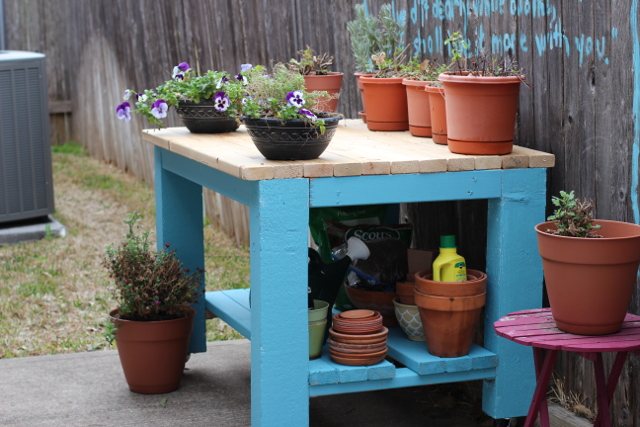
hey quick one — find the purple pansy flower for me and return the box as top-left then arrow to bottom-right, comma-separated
216,75 -> 230,89
214,91 -> 230,112
116,102 -> 131,122
299,109 -> 317,122
123,89 -> 132,101
241,63 -> 252,72
286,91 -> 305,107
151,99 -> 168,119
172,62 -> 190,80
236,73 -> 248,85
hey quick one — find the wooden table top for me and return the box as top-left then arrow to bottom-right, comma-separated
142,119 -> 555,181
494,308 -> 640,353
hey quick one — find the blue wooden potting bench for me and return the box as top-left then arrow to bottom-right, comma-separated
143,120 -> 554,426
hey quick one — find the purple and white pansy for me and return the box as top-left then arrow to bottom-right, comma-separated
116,102 -> 131,122
216,75 -> 230,89
214,91 -> 230,112
286,91 -> 305,107
151,99 -> 168,119
172,62 -> 190,80
298,109 -> 317,122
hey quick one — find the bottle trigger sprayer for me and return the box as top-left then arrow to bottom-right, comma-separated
432,235 -> 467,282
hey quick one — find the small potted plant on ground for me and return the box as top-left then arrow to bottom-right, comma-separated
115,62 -> 250,133
438,32 -> 526,154
104,212 -> 203,394
535,191 -> 640,335
241,64 -> 342,160
401,57 -> 449,137
287,46 -> 343,113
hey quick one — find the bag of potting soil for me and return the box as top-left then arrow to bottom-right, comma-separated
325,222 -> 413,292
309,205 -> 390,310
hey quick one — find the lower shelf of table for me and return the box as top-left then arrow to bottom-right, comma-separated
205,289 -> 498,396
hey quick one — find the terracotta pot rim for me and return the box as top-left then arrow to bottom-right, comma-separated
535,220 -> 640,240
438,72 -> 525,84
304,71 -> 344,77
109,307 -> 195,324
359,76 -> 406,84
402,78 -> 434,87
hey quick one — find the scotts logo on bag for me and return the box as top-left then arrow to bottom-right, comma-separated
346,227 -> 401,241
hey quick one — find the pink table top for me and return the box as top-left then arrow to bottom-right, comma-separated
494,308 -> 640,353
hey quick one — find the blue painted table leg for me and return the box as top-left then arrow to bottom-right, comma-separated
483,168 -> 547,418
248,179 -> 310,426
154,146 -> 206,353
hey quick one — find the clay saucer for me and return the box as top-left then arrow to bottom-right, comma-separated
329,347 -> 387,359
328,339 -> 387,353
332,326 -> 383,335
329,350 -> 387,366
334,311 -> 382,323
338,309 -> 376,319
328,327 -> 388,344
328,345 -> 386,355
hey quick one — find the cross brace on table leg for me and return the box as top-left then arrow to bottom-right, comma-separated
523,347 -> 558,427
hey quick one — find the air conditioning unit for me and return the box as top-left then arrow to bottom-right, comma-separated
0,51 -> 55,224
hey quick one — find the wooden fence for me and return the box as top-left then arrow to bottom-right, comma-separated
4,0 -> 640,425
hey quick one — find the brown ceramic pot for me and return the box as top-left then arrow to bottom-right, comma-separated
396,281 -> 416,305
359,76 -> 409,131
343,285 -> 399,327
438,72 -> 523,155
425,84 -> 447,144
414,269 -> 487,296
402,78 -> 432,137
303,72 -> 344,113
535,220 -> 640,335
109,308 -> 194,394
414,290 -> 486,357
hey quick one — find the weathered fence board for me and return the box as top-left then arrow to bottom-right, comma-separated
4,1 -> 639,425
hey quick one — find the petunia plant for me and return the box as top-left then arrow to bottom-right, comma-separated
241,64 -> 335,132
116,62 -> 252,127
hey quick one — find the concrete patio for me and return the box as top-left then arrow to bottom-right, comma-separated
0,339 -> 499,426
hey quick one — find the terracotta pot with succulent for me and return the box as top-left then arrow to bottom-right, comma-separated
116,62 -> 250,133
535,191 -> 640,335
241,64 -> 342,160
347,3 -> 404,124
287,46 -> 343,113
103,212 -> 203,394
438,32 -> 527,154
402,57 -> 449,137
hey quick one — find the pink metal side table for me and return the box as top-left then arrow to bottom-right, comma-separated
494,308 -> 640,427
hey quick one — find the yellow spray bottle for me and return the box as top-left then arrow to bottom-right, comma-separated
432,235 -> 467,282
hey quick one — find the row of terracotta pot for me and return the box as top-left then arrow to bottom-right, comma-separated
355,73 -> 523,155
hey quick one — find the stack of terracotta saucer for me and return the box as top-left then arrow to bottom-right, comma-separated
327,309 -> 388,366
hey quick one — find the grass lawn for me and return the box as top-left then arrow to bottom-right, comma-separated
0,142 -> 247,358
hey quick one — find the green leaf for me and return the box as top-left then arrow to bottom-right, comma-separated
159,397 -> 168,408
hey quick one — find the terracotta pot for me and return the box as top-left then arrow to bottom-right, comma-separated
402,79 -> 432,137
414,269 -> 487,296
109,308 -> 194,394
355,72 -> 373,123
414,290 -> 486,357
359,76 -> 409,131
303,72 -> 344,113
535,220 -> 640,335
396,281 -> 416,305
425,84 -> 447,144
438,72 -> 523,154
343,285 -> 399,327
